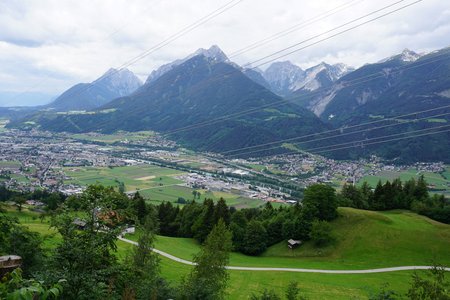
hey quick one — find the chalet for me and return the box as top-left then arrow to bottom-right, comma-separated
287,239 -> 302,249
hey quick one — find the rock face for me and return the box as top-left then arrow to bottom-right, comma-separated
46,68 -> 142,111
262,61 -> 354,96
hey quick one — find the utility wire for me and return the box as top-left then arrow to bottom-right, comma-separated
245,0 -> 423,69
229,0 -> 364,58
225,111 -> 450,157
314,127 -> 450,154
32,0 -> 244,106
162,51 -> 450,136
245,125 -> 450,159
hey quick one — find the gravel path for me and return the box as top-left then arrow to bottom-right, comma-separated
118,237 -> 450,274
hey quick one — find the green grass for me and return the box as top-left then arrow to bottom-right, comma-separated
427,118 -> 448,123
63,164 -> 265,209
127,207 -> 450,270
246,163 -> 266,172
160,256 -> 418,300
10,173 -> 30,183
0,160 -> 21,168
6,207 -> 447,299
63,164 -> 184,192
141,186 -> 264,209
71,131 -> 154,144
358,168 -> 450,194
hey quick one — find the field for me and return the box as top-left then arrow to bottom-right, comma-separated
0,160 -> 21,168
63,164 -> 184,192
358,167 -> 450,197
71,130 -> 154,144
5,207 -> 449,299
63,164 -> 265,208
0,119 -> 8,132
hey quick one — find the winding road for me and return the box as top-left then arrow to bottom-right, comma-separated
118,237 -> 450,274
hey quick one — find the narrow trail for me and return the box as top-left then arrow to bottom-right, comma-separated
118,237 -> 450,274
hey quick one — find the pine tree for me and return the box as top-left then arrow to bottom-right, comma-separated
214,198 -> 230,225
192,199 -> 216,243
180,220 -> 232,299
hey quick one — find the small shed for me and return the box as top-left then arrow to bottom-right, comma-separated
72,218 -> 87,230
287,239 -> 302,249
0,255 -> 22,276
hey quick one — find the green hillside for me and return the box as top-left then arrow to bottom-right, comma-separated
7,206 -> 450,299
126,207 -> 449,270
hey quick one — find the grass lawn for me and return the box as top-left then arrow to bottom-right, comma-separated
142,186 -> 264,209
63,164 -> 185,192
160,255 -> 418,299
127,207 -> 450,270
71,131 -> 155,144
5,207 -> 447,299
358,168 -> 450,195
0,160 -> 21,168
63,164 -> 265,209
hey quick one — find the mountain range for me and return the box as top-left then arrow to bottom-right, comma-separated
44,68 -> 142,111
8,45 -> 450,162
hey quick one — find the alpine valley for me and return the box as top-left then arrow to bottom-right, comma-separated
7,45 -> 450,163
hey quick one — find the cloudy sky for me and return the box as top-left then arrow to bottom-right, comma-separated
0,0 -> 449,106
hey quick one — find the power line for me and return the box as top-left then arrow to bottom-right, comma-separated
33,0 -> 244,106
295,124 -> 450,153
162,51 -> 450,136
225,110 -> 450,157
228,0 -> 364,58
242,125 -> 450,159
3,0 -> 162,104
156,0 -> 431,136
47,0 -> 421,123
246,0 -> 423,69
314,127 -> 450,154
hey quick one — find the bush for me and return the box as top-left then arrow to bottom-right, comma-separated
310,220 -> 335,247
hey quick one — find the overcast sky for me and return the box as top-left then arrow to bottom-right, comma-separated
0,0 -> 449,105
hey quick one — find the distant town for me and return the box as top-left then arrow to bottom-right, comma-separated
1,128 -> 447,205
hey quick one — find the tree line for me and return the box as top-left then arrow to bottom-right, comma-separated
1,184 -> 315,299
338,175 -> 450,223
0,186 -> 66,211
150,184 -> 338,256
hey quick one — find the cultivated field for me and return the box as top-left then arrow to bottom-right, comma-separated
358,167 -> 450,197
63,164 -> 265,208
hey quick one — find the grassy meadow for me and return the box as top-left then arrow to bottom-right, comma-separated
63,164 -> 265,208
4,206 -> 449,299
358,167 -> 450,197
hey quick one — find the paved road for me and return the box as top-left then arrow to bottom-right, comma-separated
119,237 -> 450,274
